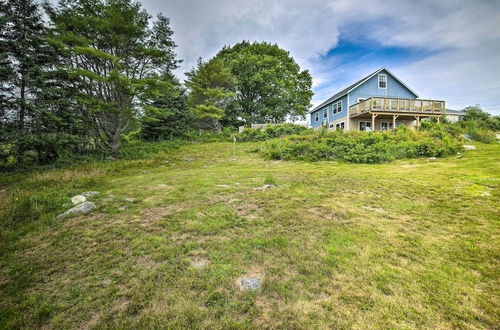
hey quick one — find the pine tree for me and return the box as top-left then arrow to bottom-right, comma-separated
185,58 -> 235,132
0,0 -> 51,129
45,0 -> 181,153
140,79 -> 190,141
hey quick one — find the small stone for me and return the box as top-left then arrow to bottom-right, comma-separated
190,258 -> 209,269
463,134 -> 472,141
71,195 -> 87,205
118,206 -> 129,210
62,203 -> 70,207
254,184 -> 275,191
240,277 -> 261,291
428,157 -> 437,161
158,184 -> 170,187
124,198 -> 136,202
185,158 -> 195,162
463,145 -> 476,150
82,191 -> 100,198
217,184 -> 231,188
57,201 -> 96,219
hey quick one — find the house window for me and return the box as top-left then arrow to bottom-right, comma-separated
359,121 -> 372,131
329,123 -> 335,129
315,112 -> 319,122
378,74 -> 387,89
380,122 -> 393,131
332,101 -> 342,114
323,108 -> 328,118
335,122 -> 345,130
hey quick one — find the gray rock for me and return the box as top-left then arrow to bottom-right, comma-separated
185,158 -> 195,162
190,258 -> 209,269
118,206 -> 129,211
71,195 -> 87,205
82,191 -> 100,198
240,277 -> 261,291
463,145 -> 476,150
463,134 -> 472,141
428,157 -> 437,161
124,198 -> 137,202
254,184 -> 275,191
158,184 -> 170,187
57,201 -> 96,219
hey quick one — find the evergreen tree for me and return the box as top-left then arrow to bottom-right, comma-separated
45,0 -> 181,153
0,0 -> 51,129
140,79 -> 190,141
185,58 -> 235,132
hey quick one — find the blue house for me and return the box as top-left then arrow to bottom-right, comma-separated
309,68 -> 445,131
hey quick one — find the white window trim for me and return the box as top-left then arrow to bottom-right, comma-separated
359,121 -> 372,131
335,121 -> 345,130
380,121 -> 404,130
332,100 -> 342,115
378,74 -> 387,89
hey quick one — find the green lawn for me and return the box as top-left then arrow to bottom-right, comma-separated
0,142 -> 499,329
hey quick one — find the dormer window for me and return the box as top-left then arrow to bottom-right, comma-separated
378,74 -> 387,89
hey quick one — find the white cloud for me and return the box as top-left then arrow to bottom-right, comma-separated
140,0 -> 500,114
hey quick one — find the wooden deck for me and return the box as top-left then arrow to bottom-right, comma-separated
349,97 -> 445,129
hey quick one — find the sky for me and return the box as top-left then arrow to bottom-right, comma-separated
139,0 -> 500,114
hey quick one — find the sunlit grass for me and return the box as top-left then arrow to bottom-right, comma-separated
0,142 -> 498,328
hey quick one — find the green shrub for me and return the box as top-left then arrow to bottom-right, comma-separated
462,121 -> 497,143
237,124 -> 311,142
258,127 -> 463,164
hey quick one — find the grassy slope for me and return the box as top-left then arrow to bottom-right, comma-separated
0,142 -> 499,329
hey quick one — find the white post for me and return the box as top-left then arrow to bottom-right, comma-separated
233,135 -> 236,159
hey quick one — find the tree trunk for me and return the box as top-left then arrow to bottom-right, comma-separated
19,77 -> 26,129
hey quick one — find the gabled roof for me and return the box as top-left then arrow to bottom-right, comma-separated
310,67 -> 419,113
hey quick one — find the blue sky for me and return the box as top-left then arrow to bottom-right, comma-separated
140,0 -> 500,114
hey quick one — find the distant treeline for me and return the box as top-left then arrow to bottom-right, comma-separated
0,0 -> 313,168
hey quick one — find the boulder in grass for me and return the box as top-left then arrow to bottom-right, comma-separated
71,195 -> 87,205
239,277 -> 261,291
82,191 -> 100,198
254,184 -> 275,191
57,201 -> 96,219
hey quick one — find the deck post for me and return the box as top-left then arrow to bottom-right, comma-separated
371,113 -> 378,131
437,116 -> 440,123
415,116 -> 420,130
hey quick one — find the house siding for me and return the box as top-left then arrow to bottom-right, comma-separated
310,95 -> 348,128
310,69 -> 419,129
348,69 -> 417,106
